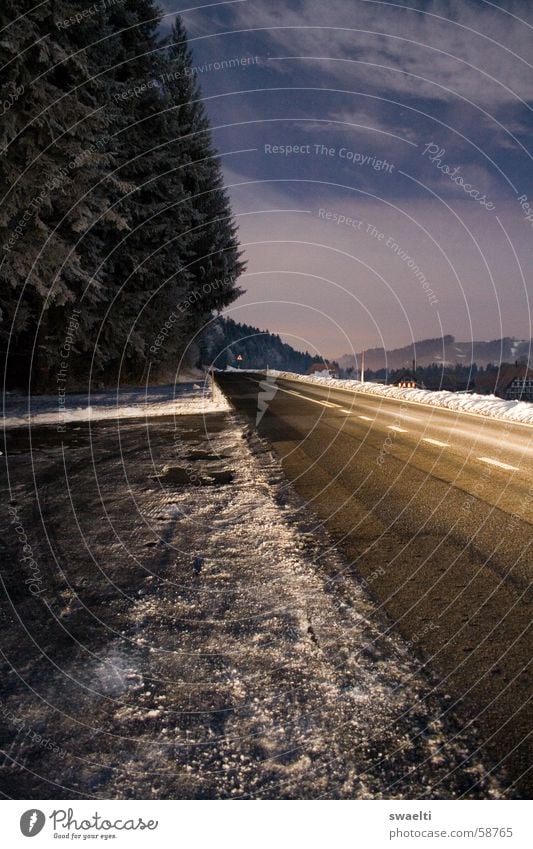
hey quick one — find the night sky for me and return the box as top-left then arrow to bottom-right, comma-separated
161,0 -> 533,359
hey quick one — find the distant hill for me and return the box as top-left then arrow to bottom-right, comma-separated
201,317 -> 322,373
338,336 -> 532,371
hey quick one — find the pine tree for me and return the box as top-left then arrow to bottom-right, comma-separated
159,19 -> 245,353
0,1 -> 128,387
204,317 -> 321,373
90,0 -> 185,379
94,10 -> 245,381
0,3 -> 244,388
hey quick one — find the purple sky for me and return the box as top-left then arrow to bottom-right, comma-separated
162,0 -> 533,358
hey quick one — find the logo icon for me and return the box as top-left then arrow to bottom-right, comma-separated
20,810 -> 45,837
256,368 -> 279,425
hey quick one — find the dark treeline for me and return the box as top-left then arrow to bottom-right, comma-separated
360,362 -> 479,390
361,361 -> 528,392
201,317 -> 322,373
0,1 -> 244,390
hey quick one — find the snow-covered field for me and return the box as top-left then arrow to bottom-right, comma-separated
232,368 -> 533,424
2,379 -> 229,428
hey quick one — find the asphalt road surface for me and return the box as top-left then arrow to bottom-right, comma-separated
217,372 -> 532,797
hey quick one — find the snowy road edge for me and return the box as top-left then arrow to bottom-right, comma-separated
223,368 -> 533,426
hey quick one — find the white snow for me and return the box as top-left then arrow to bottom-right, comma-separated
253,370 -> 533,425
2,379 -> 229,429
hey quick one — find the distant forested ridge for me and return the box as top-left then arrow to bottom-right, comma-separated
0,1 -> 244,390
201,317 -> 322,373
338,335 -> 532,372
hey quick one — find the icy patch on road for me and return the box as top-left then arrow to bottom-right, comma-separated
234,369 -> 533,424
2,379 -> 229,428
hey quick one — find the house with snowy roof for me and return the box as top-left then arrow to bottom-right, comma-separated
306,361 -> 340,379
474,364 -> 533,401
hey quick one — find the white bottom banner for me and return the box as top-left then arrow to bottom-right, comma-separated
2,799 -> 530,848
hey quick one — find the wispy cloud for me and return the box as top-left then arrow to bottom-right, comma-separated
195,0 -> 533,108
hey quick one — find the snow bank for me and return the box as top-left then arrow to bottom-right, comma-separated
2,380 -> 229,429
260,370 -> 533,425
